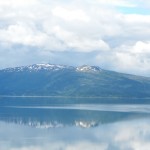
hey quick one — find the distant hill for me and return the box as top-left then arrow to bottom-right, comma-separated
0,64 -> 150,97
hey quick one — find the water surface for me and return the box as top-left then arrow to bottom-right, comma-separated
0,97 -> 150,150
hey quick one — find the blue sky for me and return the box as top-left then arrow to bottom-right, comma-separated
0,0 -> 150,76
118,6 -> 150,15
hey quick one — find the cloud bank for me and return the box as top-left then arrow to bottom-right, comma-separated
0,0 -> 150,76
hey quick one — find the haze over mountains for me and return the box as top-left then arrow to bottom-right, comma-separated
0,64 -> 150,97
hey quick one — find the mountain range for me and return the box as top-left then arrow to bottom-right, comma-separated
0,63 -> 150,97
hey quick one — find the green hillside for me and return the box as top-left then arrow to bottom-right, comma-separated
0,64 -> 150,97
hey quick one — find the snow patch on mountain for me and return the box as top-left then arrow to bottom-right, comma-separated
27,64 -> 68,71
1,64 -> 102,73
3,64 -> 73,72
76,65 -> 101,72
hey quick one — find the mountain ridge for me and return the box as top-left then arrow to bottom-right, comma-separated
0,63 -> 150,98
2,63 -> 102,73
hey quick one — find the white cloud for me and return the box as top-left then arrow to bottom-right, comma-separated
124,14 -> 150,24
132,41 -> 150,53
0,0 -> 150,76
0,0 -> 37,6
96,0 -> 137,7
52,26 -> 110,52
0,24 -> 48,46
52,6 -> 90,22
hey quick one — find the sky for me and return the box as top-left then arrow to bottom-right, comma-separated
0,0 -> 150,76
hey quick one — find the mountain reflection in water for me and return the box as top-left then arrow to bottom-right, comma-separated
0,97 -> 150,150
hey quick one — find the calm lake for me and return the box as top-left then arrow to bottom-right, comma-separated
0,97 -> 150,150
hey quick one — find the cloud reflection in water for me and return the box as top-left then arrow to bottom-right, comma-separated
0,118 -> 150,150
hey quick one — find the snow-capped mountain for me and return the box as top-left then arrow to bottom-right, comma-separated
76,65 -> 101,72
4,64 -> 74,72
0,63 -> 150,97
3,63 -> 102,73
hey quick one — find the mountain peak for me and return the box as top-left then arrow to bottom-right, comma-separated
0,63 -> 150,97
76,65 -> 102,72
28,64 -> 68,71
